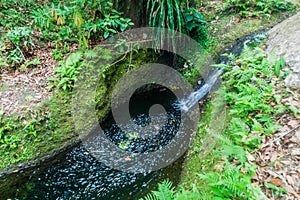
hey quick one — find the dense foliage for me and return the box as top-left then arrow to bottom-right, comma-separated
0,0 -> 133,68
224,0 -> 295,16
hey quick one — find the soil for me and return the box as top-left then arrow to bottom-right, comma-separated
0,49 -> 54,116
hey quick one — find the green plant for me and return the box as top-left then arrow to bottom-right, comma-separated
147,0 -> 185,37
48,44 -> 150,92
154,43 -> 293,200
142,180 -> 213,200
265,183 -> 287,196
2,27 -> 35,67
215,46 -> 284,149
197,163 -> 261,199
143,180 -> 175,200
20,57 -> 40,70
49,51 -> 84,91
183,7 -> 208,48
274,55 -> 285,77
0,0 -> 40,28
224,0 -> 295,17
52,49 -> 63,60
118,141 -> 130,150
0,113 -> 38,149
146,0 -> 208,50
23,120 -> 38,138
31,0 -> 134,48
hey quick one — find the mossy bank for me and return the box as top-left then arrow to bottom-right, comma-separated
0,48 -> 154,196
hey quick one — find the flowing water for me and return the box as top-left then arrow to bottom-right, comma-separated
12,86 -> 184,200
178,68 -> 223,112
2,31 -> 268,200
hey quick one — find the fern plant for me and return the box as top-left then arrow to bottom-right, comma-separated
142,180 -> 209,200
143,180 -> 175,200
217,45 -> 285,149
197,164 -> 261,199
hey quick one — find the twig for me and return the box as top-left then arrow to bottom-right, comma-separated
251,124 -> 300,154
107,51 -> 128,67
261,124 -> 300,149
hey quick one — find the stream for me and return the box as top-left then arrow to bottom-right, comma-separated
1,31 -> 267,200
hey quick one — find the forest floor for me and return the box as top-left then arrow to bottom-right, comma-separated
0,47 -> 56,116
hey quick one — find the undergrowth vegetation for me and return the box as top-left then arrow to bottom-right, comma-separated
221,46 -> 289,149
142,42 -> 297,199
31,0 -> 133,47
222,0 -> 296,17
0,0 -> 133,68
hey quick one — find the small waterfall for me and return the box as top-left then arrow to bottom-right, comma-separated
177,68 -> 224,112
177,31 -> 268,113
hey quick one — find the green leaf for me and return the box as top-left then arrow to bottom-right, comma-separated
279,55 -> 285,67
185,14 -> 193,22
120,24 -> 126,32
104,31 -> 109,39
66,51 -> 82,67
274,55 -> 285,77
288,106 -> 298,117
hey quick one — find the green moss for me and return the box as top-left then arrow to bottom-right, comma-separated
0,49 -> 154,171
179,103 -> 215,188
0,90 -> 75,169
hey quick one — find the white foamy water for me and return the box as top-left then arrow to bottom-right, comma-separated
178,68 -> 224,112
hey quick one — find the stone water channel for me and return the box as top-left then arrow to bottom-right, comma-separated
1,32 -> 268,200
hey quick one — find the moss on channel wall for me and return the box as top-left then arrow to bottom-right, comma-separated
0,48 -> 154,172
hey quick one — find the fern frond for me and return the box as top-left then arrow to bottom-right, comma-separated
142,180 -> 175,200
175,190 -> 211,200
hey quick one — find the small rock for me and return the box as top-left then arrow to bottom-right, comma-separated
285,74 -> 300,88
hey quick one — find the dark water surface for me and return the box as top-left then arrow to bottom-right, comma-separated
14,86 -> 184,200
